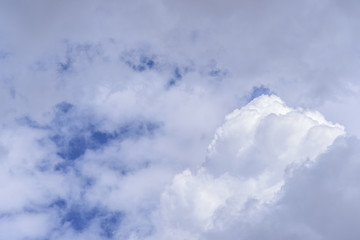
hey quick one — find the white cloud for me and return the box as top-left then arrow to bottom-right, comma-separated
154,95 -> 345,239
204,136 -> 360,240
2,0 -> 360,129
0,212 -> 52,240
206,95 -> 345,176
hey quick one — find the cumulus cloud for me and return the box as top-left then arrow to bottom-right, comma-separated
206,95 -> 345,175
201,136 -> 360,240
153,95 -> 345,239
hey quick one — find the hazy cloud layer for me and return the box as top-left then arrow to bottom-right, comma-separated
0,0 -> 360,239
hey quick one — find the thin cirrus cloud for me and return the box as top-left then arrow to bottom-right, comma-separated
0,0 -> 360,239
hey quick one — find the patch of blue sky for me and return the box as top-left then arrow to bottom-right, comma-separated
174,67 -> 182,79
52,123 -> 159,162
248,85 -> 273,102
121,49 -> 200,89
202,61 -> 228,80
100,211 -> 124,238
123,53 -> 157,72
49,198 -> 67,210
140,55 -> 155,69
208,68 -> 227,80
63,206 -> 99,232
56,101 -> 73,114
54,135 -> 87,160
209,69 -> 221,77
17,101 -> 160,175
57,57 -> 72,73
167,66 -> 193,88
89,130 -> 112,147
50,102 -> 161,163
59,204 -> 124,237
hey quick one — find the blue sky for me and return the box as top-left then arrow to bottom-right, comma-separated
0,0 -> 360,239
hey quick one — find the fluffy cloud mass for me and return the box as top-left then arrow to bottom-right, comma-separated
1,0 -> 360,239
154,95 -> 345,239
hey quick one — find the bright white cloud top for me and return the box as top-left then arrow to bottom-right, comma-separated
155,95 -> 345,239
1,0 -> 360,239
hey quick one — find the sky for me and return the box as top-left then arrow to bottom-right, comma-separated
0,0 -> 360,239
